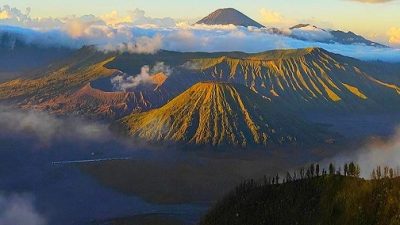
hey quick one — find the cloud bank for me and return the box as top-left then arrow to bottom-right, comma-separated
1,5 -> 400,61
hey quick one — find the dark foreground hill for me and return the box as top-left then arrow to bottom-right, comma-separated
200,175 -> 400,225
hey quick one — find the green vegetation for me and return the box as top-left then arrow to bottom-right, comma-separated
201,163 -> 400,225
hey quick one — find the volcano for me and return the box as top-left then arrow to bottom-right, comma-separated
196,8 -> 264,28
114,82 -> 334,148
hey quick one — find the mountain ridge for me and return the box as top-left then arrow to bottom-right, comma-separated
0,47 -> 399,120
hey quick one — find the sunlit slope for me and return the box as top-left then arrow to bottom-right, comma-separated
183,48 -> 400,111
1,47 -> 398,119
0,47 -> 170,118
0,47 -> 118,103
115,82 -> 333,148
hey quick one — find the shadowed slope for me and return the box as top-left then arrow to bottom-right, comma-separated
115,82 -> 333,148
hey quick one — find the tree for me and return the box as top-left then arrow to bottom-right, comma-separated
306,169 -> 311,179
316,164 -> 320,177
286,172 -> 292,183
355,164 -> 361,178
337,166 -> 342,175
371,169 -> 377,180
384,166 -> 389,178
344,163 -> 348,176
310,164 -> 315,177
329,163 -> 335,175
300,168 -> 305,179
263,175 -> 268,185
377,166 -> 382,179
348,162 -> 356,176
389,168 -> 394,179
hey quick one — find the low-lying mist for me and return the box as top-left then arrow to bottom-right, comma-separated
0,105 -> 110,144
321,126 -> 400,178
0,193 -> 46,225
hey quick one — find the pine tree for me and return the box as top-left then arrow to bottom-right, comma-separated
371,169 -> 377,180
329,163 -> 335,175
377,166 -> 382,179
355,164 -> 361,178
348,162 -> 356,176
286,172 -> 292,183
310,164 -> 315,177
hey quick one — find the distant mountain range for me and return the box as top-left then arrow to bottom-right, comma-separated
197,8 -> 388,47
287,24 -> 388,47
1,47 -> 398,119
1,22 -> 399,148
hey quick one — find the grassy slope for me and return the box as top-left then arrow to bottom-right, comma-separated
201,175 -> 400,225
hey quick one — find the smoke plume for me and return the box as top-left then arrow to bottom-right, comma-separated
111,62 -> 172,91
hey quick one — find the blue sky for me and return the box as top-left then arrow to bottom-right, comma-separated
1,0 -> 400,44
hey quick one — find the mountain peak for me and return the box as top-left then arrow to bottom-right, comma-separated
196,8 -> 264,28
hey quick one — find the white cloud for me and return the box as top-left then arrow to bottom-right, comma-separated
101,9 -> 175,27
0,5 -> 63,29
289,25 -> 334,41
388,27 -> 400,46
259,8 -> 295,28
